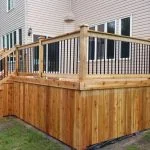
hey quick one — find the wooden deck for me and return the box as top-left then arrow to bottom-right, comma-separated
0,76 -> 150,149
0,25 -> 150,149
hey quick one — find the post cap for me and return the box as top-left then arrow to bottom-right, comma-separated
38,36 -> 46,40
80,24 -> 89,28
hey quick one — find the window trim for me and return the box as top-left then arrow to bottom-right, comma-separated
32,33 -> 58,73
7,0 -> 14,12
119,15 -> 132,59
88,20 -> 117,61
119,15 -> 132,36
1,28 -> 21,49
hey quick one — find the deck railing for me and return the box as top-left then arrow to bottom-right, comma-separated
1,25 -> 150,81
0,48 -> 16,80
87,30 -> 150,79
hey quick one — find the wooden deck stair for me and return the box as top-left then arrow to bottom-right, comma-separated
0,48 -> 16,90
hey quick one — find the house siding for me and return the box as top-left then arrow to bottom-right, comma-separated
0,0 -> 25,48
25,0 -> 73,43
72,0 -> 150,39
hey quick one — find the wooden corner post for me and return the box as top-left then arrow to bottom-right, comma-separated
39,36 -> 45,77
15,46 -> 19,75
79,25 -> 89,81
4,50 -> 8,77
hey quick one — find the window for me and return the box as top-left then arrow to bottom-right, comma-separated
7,34 -> 9,49
2,28 -> 22,49
107,21 -> 115,59
48,42 -> 59,72
7,0 -> 14,11
97,24 -> 105,59
13,31 -> 16,45
120,17 -> 130,58
19,29 -> 22,45
10,33 -> 13,48
89,26 -> 95,60
2,36 -> 5,48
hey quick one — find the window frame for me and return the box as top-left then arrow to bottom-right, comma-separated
1,28 -> 21,49
7,0 -> 14,12
88,20 -> 117,61
119,15 -> 132,59
32,33 -> 58,73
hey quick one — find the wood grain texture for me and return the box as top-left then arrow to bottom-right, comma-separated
1,81 -> 150,150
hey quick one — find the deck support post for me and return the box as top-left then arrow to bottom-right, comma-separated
79,25 -> 89,81
15,46 -> 19,76
39,36 -> 45,77
4,53 -> 8,77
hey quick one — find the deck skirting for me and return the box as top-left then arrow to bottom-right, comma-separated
0,77 -> 150,150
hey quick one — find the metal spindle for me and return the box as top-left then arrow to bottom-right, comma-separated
143,45 -> 146,74
76,38 -> 79,74
118,41 -> 120,74
64,40 -> 66,74
88,37 -> 90,74
69,39 -> 72,74
73,38 -> 75,74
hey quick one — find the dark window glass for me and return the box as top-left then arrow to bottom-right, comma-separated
7,34 -> 9,49
48,42 -> 59,72
89,26 -> 95,60
19,29 -> 22,45
3,36 -> 5,48
14,31 -> 16,45
33,46 -> 39,71
97,24 -> 105,59
121,42 -> 130,58
43,45 -> 46,72
107,21 -> 115,59
97,38 -> 105,59
89,37 -> 95,60
10,33 -> 12,48
89,26 -> 95,31
8,0 -> 13,11
33,34 -> 47,71
8,0 -> 10,10
121,17 -> 130,36
98,24 -> 104,32
121,17 -> 130,58
107,21 -> 115,33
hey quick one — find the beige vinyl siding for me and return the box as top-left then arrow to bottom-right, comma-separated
72,0 -> 150,39
25,0 -> 73,43
0,0 -> 25,48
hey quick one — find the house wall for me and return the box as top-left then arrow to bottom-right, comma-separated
72,0 -> 150,39
25,0 -> 75,43
0,0 -> 25,48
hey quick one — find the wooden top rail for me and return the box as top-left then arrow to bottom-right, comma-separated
87,74 -> 150,79
42,30 -> 80,45
0,49 -> 4,54
18,41 -> 39,50
0,47 -> 16,60
18,30 -> 80,50
88,30 -> 150,45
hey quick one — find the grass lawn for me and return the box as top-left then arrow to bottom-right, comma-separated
99,131 -> 150,150
0,118 -> 65,150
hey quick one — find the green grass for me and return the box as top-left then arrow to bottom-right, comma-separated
0,120 -> 64,150
143,131 -> 150,142
126,145 -> 139,150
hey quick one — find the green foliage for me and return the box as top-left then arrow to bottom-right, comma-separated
143,132 -> 150,142
0,120 -> 64,150
126,145 -> 139,150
